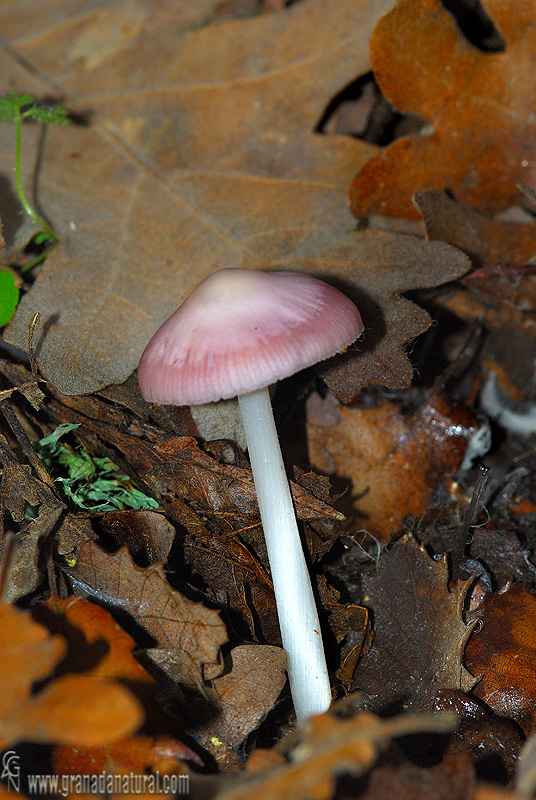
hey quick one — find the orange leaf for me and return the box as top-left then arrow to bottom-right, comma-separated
350,0 -> 536,219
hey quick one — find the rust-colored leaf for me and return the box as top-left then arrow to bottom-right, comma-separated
64,540 -> 228,688
465,583 -> 536,736
308,390 -> 479,537
354,537 -> 477,711
350,0 -> 536,219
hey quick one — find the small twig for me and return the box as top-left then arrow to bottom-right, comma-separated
463,463 -> 490,543
0,398 -> 56,489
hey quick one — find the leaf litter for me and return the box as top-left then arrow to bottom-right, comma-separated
1,0 -> 536,797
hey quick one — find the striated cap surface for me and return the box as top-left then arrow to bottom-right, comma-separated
138,268 -> 363,406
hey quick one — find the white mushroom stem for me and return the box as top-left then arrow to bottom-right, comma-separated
238,386 -> 332,722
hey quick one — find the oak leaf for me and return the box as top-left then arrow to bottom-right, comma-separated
64,540 -> 228,688
0,602 -> 142,748
354,536 -> 478,711
350,0 -> 536,219
0,0 -> 469,400
465,583 -> 536,736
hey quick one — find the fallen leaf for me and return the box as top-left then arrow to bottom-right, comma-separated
357,753 -> 475,800
465,583 -> 536,736
0,601 -> 142,748
308,390 -> 479,537
99,509 -> 176,563
37,596 -> 199,781
220,707 -> 455,800
194,644 -> 287,749
64,540 -> 228,688
354,536 -> 477,711
0,0 -> 375,394
350,0 -> 536,219
0,433 -> 64,601
0,0 -> 470,401
415,190 -> 536,271
433,690 -> 522,783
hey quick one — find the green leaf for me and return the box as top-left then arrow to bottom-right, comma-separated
0,270 -> 19,326
0,93 -> 35,122
23,106 -> 71,126
37,423 -> 159,512
38,422 -> 80,448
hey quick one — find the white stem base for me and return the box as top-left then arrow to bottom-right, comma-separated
238,387 -> 331,722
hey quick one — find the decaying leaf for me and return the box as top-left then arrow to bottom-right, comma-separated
354,536 -> 478,711
350,0 -> 536,219
308,389 -> 479,537
0,433 -> 64,602
63,540 -> 228,688
465,583 -> 536,736
0,601 -> 142,748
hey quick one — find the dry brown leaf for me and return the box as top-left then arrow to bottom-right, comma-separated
308,390 -> 479,537
0,0 -> 470,401
0,434 -> 64,601
0,0 -> 376,393
415,190 -> 536,271
354,536 -> 477,711
0,602 -> 142,748
195,644 -> 287,749
64,540 -> 228,688
350,0 -> 536,219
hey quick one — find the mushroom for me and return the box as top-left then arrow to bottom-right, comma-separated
138,268 -> 363,721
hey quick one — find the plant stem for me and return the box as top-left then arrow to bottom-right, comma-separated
238,387 -> 331,722
15,113 -> 58,244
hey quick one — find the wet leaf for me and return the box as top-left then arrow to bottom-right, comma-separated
64,540 -> 228,688
350,0 -> 536,219
465,583 -> 536,736
308,390 -> 479,537
354,536 -> 478,711
0,601 -> 142,748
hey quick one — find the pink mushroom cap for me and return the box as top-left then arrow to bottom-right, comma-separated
138,268 -> 364,406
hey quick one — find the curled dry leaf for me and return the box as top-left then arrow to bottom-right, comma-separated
63,540 -> 228,688
354,536 -> 478,712
350,0 -> 536,219
0,602 -> 142,748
